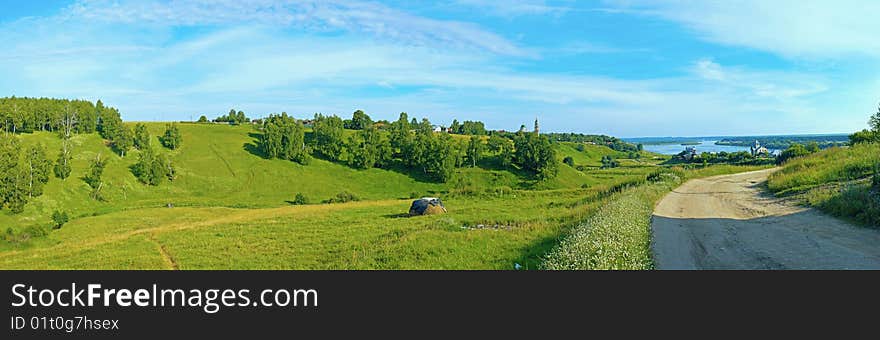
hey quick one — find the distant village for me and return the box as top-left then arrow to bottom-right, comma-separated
676,140 -> 772,162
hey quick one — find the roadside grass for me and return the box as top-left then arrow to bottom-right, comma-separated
541,164 -> 770,270
768,142 -> 880,228
768,143 -> 880,194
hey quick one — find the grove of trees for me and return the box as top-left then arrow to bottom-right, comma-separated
311,113 -> 345,161
259,113 -> 310,165
214,109 -> 250,124
0,136 -> 51,213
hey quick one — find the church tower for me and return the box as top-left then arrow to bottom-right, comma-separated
534,117 -> 539,133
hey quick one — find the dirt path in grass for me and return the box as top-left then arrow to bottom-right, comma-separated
651,168 -> 880,269
0,199 -> 404,263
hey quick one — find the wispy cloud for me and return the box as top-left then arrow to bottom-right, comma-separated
0,0 -> 873,136
604,0 -> 880,59
453,0 -> 570,17
64,0 -> 532,57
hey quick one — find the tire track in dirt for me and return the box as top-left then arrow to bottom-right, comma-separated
651,169 -> 880,269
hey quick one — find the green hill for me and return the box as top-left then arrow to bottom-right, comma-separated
768,142 -> 880,227
0,123 -> 669,269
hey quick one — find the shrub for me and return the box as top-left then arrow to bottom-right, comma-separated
23,224 -> 48,238
819,184 -> 880,227
292,193 -> 309,205
874,162 -> 880,191
324,191 -> 360,204
52,210 -> 69,229
563,156 -> 574,167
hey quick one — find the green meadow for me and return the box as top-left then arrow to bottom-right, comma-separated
3,122 -> 703,269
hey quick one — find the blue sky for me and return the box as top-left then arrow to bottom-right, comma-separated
1,0 -> 879,137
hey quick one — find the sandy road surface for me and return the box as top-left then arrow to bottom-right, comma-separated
652,169 -> 880,269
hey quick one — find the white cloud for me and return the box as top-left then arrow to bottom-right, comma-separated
453,0 -> 570,16
605,0 -> 880,59
0,0 -> 870,136
64,0 -> 532,57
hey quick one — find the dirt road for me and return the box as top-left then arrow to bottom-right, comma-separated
651,168 -> 880,269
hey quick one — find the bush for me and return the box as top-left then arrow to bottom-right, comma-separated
52,210 -> 69,229
874,163 -> 880,191
409,192 -> 421,199
324,191 -> 360,204
818,184 -> 880,227
23,224 -> 48,238
563,156 -> 574,167
292,193 -> 309,205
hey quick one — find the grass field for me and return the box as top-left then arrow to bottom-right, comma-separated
768,142 -> 880,227
0,123 -> 761,269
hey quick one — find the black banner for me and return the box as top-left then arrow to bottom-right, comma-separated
2,271 -> 874,338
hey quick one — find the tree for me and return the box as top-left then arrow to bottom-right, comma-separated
54,142 -> 72,179
133,123 -> 150,150
870,102 -> 880,132
59,103 -> 78,140
159,123 -> 183,150
347,126 -> 391,169
197,115 -> 208,123
600,155 -> 619,169
23,144 -> 51,197
458,120 -> 486,135
487,135 -> 513,167
513,132 -> 558,180
563,156 -> 575,167
849,130 -> 879,145
805,141 -> 820,153
113,125 -> 133,157
132,147 -> 174,186
260,113 -> 310,165
214,109 -> 248,124
776,144 -> 810,164
0,135 -> 27,213
465,135 -> 484,167
449,120 -> 460,134
348,110 -> 373,130
389,112 -> 411,156
424,134 -> 458,182
312,114 -> 345,161
84,154 -> 107,200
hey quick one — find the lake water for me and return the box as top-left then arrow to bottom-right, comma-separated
639,141 -> 778,155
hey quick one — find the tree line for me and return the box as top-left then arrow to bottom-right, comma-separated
0,97 -> 184,213
849,103 -> 880,145
257,110 -> 558,182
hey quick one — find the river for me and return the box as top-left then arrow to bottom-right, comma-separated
639,141 -> 779,155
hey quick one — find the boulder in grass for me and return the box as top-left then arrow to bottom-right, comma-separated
409,197 -> 447,216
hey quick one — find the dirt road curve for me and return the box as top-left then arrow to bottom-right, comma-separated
652,169 -> 880,269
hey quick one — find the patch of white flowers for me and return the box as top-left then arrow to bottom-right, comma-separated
542,181 -> 676,270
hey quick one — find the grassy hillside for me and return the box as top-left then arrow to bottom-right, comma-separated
768,143 -> 880,227
1,123 -> 687,269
